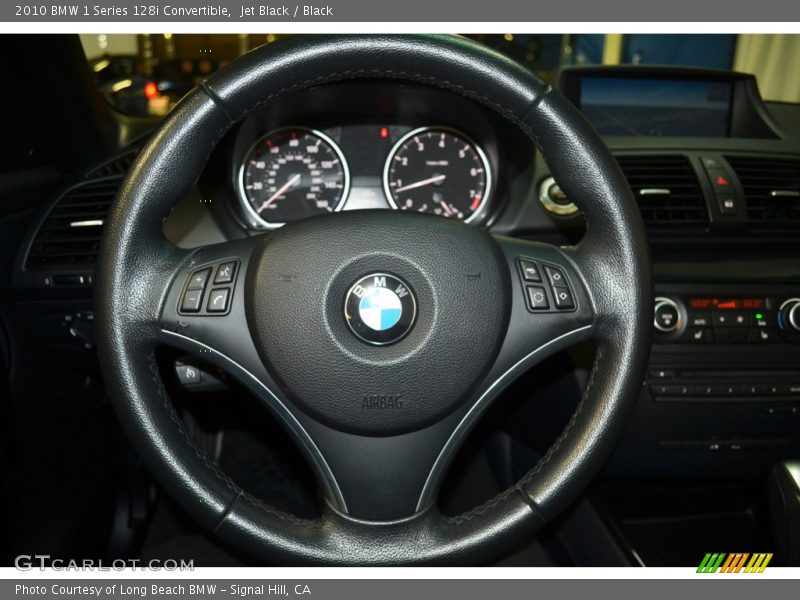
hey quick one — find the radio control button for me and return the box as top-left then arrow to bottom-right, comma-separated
187,268 -> 211,291
696,384 -> 715,397
649,369 -> 674,379
650,384 -> 669,396
664,384 -> 692,396
711,384 -> 739,396
181,289 -> 203,312
741,384 -> 761,396
214,261 -> 237,285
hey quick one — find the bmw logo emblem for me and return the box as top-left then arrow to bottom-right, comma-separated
345,273 -> 417,345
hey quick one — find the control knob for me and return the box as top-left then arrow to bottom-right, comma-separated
654,297 -> 682,333
779,298 -> 800,333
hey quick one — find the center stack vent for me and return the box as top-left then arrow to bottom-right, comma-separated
615,155 -> 709,231
724,155 -> 800,234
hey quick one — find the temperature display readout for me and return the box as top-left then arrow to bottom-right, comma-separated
689,298 -> 766,310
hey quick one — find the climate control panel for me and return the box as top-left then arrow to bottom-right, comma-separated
653,295 -> 800,344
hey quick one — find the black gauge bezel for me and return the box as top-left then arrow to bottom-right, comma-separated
382,126 -> 493,223
237,126 -> 351,229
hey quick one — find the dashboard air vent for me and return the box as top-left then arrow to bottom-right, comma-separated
724,155 -> 800,232
85,149 -> 137,179
615,155 -> 709,230
25,177 -> 120,269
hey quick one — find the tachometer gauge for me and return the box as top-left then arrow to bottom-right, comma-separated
239,128 -> 350,228
383,127 -> 491,223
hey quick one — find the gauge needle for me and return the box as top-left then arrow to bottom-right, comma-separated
394,174 -> 446,193
438,200 -> 454,216
257,174 -> 301,212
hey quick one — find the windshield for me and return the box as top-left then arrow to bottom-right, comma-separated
80,34 -> 800,117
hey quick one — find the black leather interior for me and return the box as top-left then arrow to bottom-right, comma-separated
95,34 -> 652,565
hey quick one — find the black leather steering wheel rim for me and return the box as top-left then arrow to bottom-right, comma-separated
96,34 -> 653,565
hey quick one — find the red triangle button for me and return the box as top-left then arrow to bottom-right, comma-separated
716,175 -> 730,186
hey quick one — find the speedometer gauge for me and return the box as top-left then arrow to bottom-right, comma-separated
383,127 -> 491,223
239,128 -> 350,228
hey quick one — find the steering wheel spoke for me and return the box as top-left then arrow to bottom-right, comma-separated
154,236 -> 356,511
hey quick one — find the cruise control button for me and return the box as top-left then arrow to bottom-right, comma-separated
187,268 -> 211,291
544,265 -> 566,287
518,259 -> 542,282
552,286 -> 575,309
181,289 -> 203,312
207,288 -> 230,313
214,261 -> 237,284
526,286 -> 549,310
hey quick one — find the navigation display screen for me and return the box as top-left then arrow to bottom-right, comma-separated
578,77 -> 733,137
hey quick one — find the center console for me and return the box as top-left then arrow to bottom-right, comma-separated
605,284 -> 800,478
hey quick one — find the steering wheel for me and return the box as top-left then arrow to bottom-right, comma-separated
96,35 -> 652,565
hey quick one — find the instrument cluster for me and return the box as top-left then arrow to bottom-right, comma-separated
234,123 -> 495,229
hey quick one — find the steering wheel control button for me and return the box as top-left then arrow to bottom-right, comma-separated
526,286 -> 549,310
176,363 -> 202,386
207,288 -> 230,313
181,289 -> 203,312
518,259 -> 542,282
214,261 -> 237,284
654,297 -> 681,333
345,273 -> 417,346
187,268 -> 211,291
544,265 -> 566,287
552,286 -> 575,310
